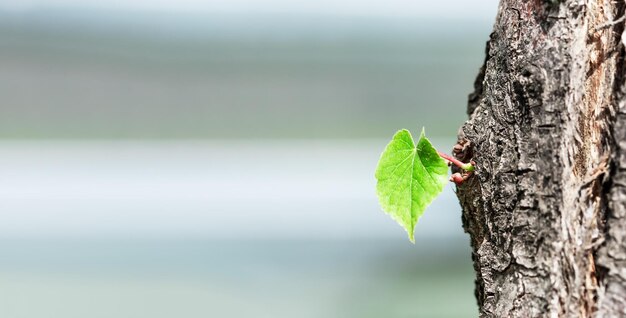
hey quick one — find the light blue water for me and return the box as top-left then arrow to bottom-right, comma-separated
0,140 -> 477,317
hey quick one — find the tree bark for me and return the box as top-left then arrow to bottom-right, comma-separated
456,0 -> 626,316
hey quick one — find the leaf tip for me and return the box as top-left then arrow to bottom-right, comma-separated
394,128 -> 412,140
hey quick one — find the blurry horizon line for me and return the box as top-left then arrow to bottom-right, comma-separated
0,8 -> 496,40
0,0 -> 498,21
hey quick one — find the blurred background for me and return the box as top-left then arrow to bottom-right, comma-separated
0,0 -> 497,317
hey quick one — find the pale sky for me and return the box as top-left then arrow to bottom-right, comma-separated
2,0 -> 499,19
0,140 -> 464,240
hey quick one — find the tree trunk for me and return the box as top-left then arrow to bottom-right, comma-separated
456,0 -> 626,316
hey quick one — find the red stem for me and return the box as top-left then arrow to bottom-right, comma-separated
437,151 -> 471,170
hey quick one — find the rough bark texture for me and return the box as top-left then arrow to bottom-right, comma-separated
456,0 -> 626,316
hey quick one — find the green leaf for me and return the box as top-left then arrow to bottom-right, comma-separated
375,129 -> 449,243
